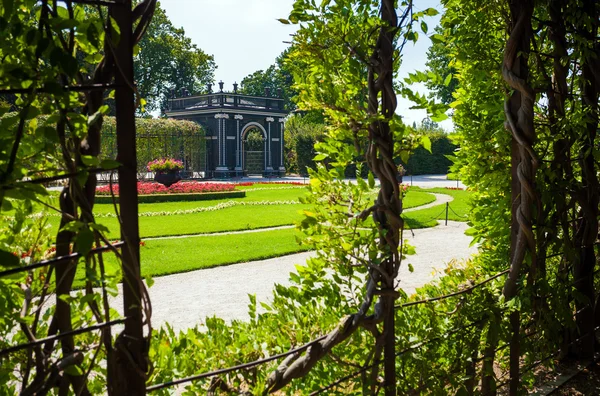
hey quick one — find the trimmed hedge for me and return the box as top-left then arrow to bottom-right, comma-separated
403,133 -> 457,175
100,117 -> 205,173
95,190 -> 245,204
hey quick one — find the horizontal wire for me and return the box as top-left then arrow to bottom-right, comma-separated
311,319 -> 486,394
66,0 -> 121,5
1,167 -> 108,189
146,334 -> 329,392
395,269 -> 509,309
494,325 -> 600,387
0,242 -> 124,278
0,83 -> 122,95
0,318 -> 126,357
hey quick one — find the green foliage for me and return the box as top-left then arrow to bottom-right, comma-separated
403,130 -> 457,175
240,48 -> 296,111
134,5 -> 216,114
0,2 -> 160,392
100,116 -> 205,173
283,114 -> 326,175
244,128 -> 265,151
424,26 -> 459,105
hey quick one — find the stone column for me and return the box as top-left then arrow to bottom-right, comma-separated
279,118 -> 286,172
215,113 -> 228,171
266,117 -> 274,171
234,114 -> 243,171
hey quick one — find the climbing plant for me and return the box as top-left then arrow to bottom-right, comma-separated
0,1 -> 155,394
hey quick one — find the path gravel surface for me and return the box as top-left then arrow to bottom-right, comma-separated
139,219 -> 476,332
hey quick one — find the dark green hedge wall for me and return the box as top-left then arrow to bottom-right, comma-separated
403,133 -> 457,175
100,117 -> 205,173
95,190 -> 245,204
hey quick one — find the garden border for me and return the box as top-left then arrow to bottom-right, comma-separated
95,190 -> 245,204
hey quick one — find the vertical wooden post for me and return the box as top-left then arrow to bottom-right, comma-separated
502,0 -> 535,393
113,1 -> 146,394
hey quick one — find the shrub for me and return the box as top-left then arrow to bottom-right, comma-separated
403,132 -> 457,175
95,190 -> 245,204
100,117 -> 205,173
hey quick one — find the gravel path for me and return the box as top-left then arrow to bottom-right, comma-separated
139,220 -> 476,332
404,193 -> 452,213
141,192 -> 450,242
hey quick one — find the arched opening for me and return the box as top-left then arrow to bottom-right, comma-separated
241,125 -> 266,175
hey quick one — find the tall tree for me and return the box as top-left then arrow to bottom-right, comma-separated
424,27 -> 459,105
240,48 -> 296,111
134,3 -> 216,114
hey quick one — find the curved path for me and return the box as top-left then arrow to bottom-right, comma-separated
142,192 -> 451,242
105,191 -> 473,332
141,221 -> 476,332
404,193 -> 452,213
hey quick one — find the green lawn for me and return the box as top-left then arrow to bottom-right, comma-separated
403,188 -> 471,229
47,203 -> 308,239
63,187 -> 470,283
41,189 -> 438,238
91,186 -> 308,215
74,227 -> 309,286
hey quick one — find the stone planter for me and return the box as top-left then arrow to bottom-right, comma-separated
154,171 -> 181,187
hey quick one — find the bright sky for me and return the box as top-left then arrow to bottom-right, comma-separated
159,0 -> 451,130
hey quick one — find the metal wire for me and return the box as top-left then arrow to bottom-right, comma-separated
146,334 -> 329,392
0,167 -> 108,189
310,319 -> 486,395
0,242 -> 124,278
395,269 -> 509,309
0,83 -> 122,95
0,318 -> 126,357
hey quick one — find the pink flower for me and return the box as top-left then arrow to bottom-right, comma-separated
96,182 -> 235,196
147,158 -> 184,172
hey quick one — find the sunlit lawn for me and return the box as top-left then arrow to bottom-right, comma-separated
41,187 -> 439,239
64,186 -> 471,284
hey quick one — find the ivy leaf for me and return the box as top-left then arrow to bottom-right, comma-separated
368,172 -> 375,188
443,73 -> 453,86
145,274 -> 155,288
0,249 -> 19,268
75,227 -> 94,256
277,18 -> 290,24
430,34 -> 444,44
100,159 -> 120,170
424,8 -> 439,16
63,365 -> 83,376
89,223 -> 109,233
421,135 -> 432,153
1,199 -> 13,212
81,155 -> 99,167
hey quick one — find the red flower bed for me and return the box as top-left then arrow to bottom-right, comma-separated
236,181 -> 306,186
96,182 -> 235,196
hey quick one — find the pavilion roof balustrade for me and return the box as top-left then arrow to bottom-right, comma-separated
167,92 -> 285,113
